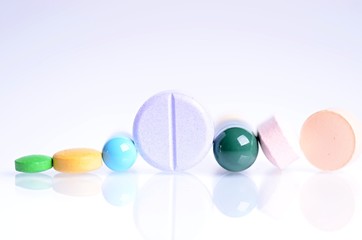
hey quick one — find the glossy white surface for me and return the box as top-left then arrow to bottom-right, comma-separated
1,1 -> 362,239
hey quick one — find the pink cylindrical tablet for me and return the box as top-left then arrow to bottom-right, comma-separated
300,110 -> 357,170
257,116 -> 298,169
133,91 -> 214,171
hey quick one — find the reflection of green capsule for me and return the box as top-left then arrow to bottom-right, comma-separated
15,155 -> 53,173
213,173 -> 257,217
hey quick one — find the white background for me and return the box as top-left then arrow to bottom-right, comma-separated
1,1 -> 362,239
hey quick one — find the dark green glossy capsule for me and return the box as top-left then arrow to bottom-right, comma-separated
213,127 -> 259,172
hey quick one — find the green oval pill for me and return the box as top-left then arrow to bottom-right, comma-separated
15,155 -> 53,173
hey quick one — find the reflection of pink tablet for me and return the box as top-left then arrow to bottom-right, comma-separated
300,110 -> 356,171
257,117 -> 298,169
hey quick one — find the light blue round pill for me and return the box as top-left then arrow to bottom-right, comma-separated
102,137 -> 137,172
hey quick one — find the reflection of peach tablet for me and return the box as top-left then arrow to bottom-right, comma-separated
300,110 -> 356,170
301,173 -> 355,231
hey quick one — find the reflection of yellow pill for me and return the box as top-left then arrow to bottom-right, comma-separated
53,173 -> 102,196
53,148 -> 102,173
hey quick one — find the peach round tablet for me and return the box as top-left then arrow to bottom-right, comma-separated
53,148 -> 102,173
300,110 -> 356,170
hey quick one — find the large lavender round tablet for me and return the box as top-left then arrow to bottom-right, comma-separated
133,92 -> 214,171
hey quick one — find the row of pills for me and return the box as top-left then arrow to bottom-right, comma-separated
14,91 -> 360,173
15,137 -> 137,173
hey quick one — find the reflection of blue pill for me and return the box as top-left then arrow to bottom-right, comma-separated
133,91 -> 214,171
102,172 -> 138,207
102,137 -> 137,172
213,173 -> 257,217
15,173 -> 53,190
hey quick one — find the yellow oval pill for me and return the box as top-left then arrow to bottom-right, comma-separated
53,148 -> 102,173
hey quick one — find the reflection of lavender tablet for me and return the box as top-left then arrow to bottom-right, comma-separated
133,91 -> 214,171
257,116 -> 298,169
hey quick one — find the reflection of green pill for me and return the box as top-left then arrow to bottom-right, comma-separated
15,173 -> 53,190
15,155 -> 53,173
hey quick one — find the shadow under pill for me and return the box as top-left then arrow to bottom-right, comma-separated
300,172 -> 355,232
134,172 -> 212,240
52,173 -> 102,197
15,173 -> 53,190
213,173 -> 257,217
102,171 -> 138,207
